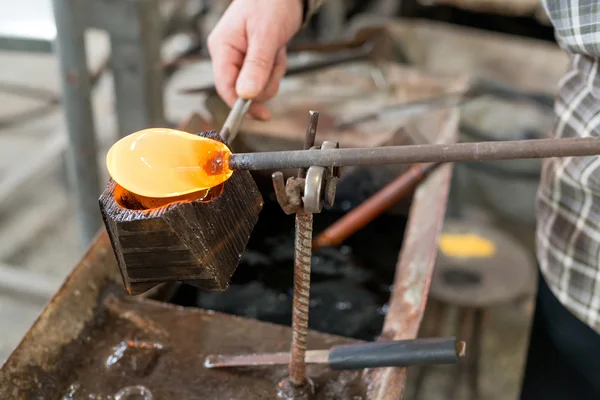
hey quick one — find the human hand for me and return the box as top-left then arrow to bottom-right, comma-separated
207,0 -> 304,120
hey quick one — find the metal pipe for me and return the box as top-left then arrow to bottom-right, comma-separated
51,0 -> 102,247
219,98 -> 252,143
313,163 -> 440,249
228,137 -> 600,171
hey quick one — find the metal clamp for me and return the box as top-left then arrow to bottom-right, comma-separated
272,140 -> 340,215
303,141 -> 340,213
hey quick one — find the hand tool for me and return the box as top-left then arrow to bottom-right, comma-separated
218,97 -> 252,143
204,337 -> 466,370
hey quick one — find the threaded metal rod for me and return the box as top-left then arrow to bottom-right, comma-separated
289,211 -> 313,386
228,137 -> 600,171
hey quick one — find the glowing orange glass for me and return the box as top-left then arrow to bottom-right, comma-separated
106,128 -> 234,198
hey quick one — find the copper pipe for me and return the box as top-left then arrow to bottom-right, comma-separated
312,162 -> 440,250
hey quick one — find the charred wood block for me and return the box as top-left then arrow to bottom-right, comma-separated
99,131 -> 263,295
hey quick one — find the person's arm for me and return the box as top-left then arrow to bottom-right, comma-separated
207,0 -> 326,120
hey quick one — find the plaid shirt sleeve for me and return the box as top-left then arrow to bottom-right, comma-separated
537,0 -> 600,333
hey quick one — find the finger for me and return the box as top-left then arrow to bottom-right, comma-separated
255,48 -> 287,103
246,49 -> 287,120
247,103 -> 271,121
208,35 -> 245,108
235,31 -> 279,99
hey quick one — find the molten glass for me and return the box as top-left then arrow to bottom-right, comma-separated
106,128 -> 234,198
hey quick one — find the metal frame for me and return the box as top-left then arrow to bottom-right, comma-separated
0,0 -> 166,248
366,109 -> 459,399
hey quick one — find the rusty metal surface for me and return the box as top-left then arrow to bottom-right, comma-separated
0,232 -> 367,399
0,232 -> 119,397
289,211 -> 315,387
365,109 -> 460,400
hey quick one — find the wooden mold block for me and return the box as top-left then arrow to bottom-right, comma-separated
99,131 -> 264,295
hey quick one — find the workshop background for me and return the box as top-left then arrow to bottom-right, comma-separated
0,1 -> 566,399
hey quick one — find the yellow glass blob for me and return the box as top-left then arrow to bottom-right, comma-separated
106,128 -> 234,198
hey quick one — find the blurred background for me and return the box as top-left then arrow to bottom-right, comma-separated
0,1 -> 566,398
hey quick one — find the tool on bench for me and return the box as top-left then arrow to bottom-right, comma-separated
180,45 -> 373,95
205,337 -> 466,370
179,27 -> 395,95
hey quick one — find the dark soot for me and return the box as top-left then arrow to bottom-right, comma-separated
169,176 -> 408,341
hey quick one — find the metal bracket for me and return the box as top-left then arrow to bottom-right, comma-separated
303,141 -> 340,214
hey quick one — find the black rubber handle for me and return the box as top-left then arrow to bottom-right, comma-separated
328,337 -> 459,370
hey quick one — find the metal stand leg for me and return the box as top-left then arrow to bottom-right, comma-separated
51,0 -> 101,247
413,299 -> 448,399
109,0 -> 165,136
468,309 -> 485,400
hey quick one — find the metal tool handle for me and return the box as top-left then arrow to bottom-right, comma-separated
219,98 -> 252,144
328,337 -> 464,370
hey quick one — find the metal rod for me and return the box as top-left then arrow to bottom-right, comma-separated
289,211 -> 313,386
205,350 -> 329,368
298,111 -> 319,178
287,112 -> 319,387
180,45 -> 371,95
204,337 -> 465,369
219,98 -> 252,143
313,162 -> 440,249
228,137 -> 600,171
51,0 -> 102,247
335,91 -> 477,129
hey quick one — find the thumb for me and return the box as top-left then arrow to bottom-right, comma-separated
236,38 -> 278,99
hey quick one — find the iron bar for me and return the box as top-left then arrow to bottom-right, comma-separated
312,162 -> 440,249
228,137 -> 600,172
298,111 -> 319,178
51,0 -> 102,247
287,112 -> 321,388
219,98 -> 252,143
365,109 -> 459,400
289,211 -> 313,386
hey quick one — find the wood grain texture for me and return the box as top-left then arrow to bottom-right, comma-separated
99,131 -> 263,295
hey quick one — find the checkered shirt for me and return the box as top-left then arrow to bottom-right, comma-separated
537,0 -> 600,333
